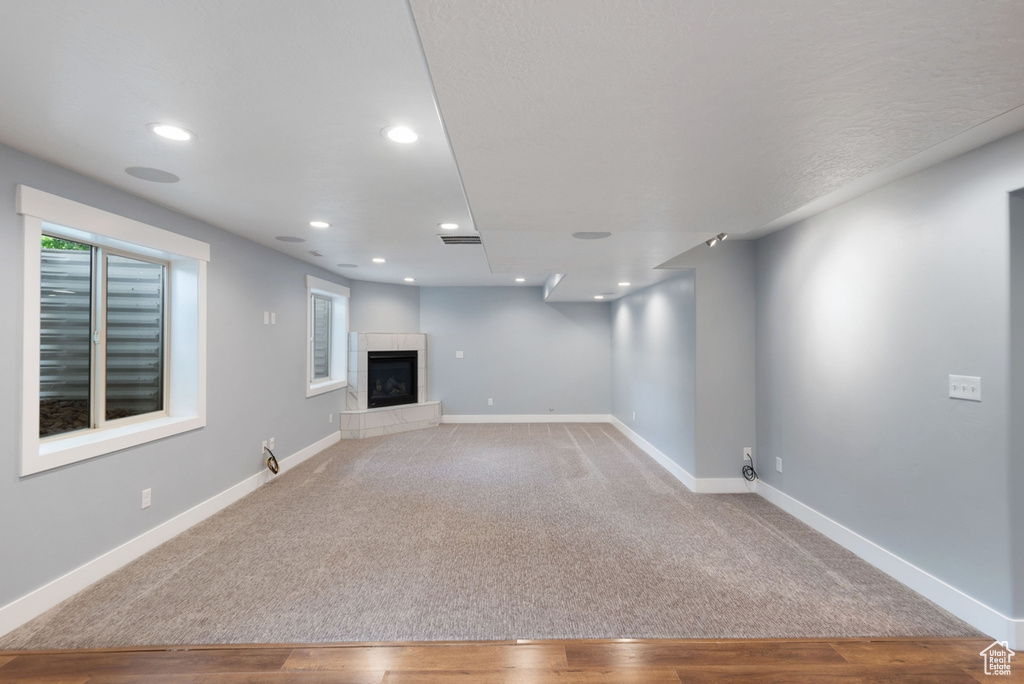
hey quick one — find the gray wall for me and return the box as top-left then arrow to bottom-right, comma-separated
0,143 -> 350,609
420,287 -> 612,415
1010,193 -> 1024,617
349,279 -> 420,333
611,272 -> 697,474
656,242 -> 757,478
755,130 -> 1024,616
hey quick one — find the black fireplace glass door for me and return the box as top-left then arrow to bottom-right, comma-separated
367,351 -> 417,408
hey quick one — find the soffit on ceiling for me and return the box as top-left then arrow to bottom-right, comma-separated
409,0 -> 1024,300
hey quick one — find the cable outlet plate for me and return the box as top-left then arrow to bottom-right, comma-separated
743,447 -> 752,462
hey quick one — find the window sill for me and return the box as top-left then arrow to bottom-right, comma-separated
307,378 -> 347,398
26,415 -> 205,476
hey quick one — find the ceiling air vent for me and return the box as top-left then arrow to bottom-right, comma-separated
439,234 -> 482,245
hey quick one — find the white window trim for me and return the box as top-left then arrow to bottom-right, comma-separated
18,185 -> 208,476
305,274 -> 349,397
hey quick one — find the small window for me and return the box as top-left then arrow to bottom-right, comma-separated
19,185 -> 209,476
305,275 -> 349,397
311,294 -> 332,380
40,237 -> 168,439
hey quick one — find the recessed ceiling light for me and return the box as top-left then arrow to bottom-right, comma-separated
439,222 -> 459,230
515,278 -> 526,283
618,282 -> 631,287
372,257 -> 386,263
404,277 -> 415,282
573,231 -> 612,240
276,236 -> 305,243
594,295 -> 605,300
382,126 -> 418,143
147,123 -> 194,142
125,167 -> 180,183
309,221 -> 330,229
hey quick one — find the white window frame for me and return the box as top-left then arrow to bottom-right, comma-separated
19,185 -> 209,476
305,274 -> 349,397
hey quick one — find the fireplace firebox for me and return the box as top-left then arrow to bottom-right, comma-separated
367,350 -> 418,408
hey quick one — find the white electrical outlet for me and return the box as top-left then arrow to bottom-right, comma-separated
776,457 -> 783,473
487,398 -> 493,406
269,437 -> 275,450
949,375 -> 981,402
743,447 -> 753,462
456,350 -> 464,358
142,488 -> 151,509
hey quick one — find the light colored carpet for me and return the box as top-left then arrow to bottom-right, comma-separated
0,423 -> 979,648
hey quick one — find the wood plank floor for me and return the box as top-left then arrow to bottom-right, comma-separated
0,637 -> 1013,683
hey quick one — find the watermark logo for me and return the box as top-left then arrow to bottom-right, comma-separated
980,640 -> 1015,676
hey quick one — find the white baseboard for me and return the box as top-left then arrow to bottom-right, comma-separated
441,413 -> 613,424
610,417 -> 697,492
608,418 -> 1020,647
758,481 -> 1022,649
694,477 -> 754,494
0,431 -> 340,640
610,418 -> 755,494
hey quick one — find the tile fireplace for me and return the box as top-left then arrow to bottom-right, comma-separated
340,333 -> 439,438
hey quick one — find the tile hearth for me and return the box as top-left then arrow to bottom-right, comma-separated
338,400 -> 441,439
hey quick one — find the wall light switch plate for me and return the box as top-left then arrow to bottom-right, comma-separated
456,350 -> 464,359
142,488 -> 152,509
949,375 -> 981,402
263,311 -> 269,325
776,457 -> 783,473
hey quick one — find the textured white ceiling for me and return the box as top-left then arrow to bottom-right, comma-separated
1,2 -> 1023,300
410,0 -> 1024,299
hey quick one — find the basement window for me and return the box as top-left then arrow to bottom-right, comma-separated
18,186 -> 209,476
305,275 -> 349,397
40,236 -> 168,439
